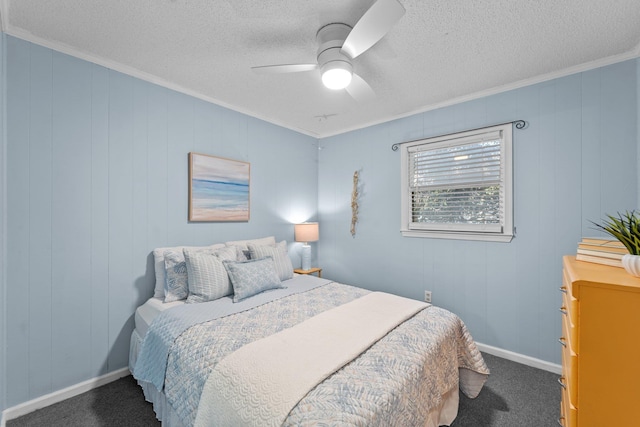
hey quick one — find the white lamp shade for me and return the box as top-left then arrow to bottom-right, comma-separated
294,222 -> 319,243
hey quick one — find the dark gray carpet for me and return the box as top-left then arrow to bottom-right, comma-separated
451,353 -> 560,426
7,352 -> 559,426
7,375 -> 159,427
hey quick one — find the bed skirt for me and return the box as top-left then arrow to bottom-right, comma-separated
131,330 -> 188,427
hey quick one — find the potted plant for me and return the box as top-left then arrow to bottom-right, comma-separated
591,210 -> 640,276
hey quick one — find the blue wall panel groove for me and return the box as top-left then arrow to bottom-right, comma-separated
90,64 -> 110,378
0,32 -> 7,418
51,52 -> 94,390
6,35 -> 32,406
27,42 -> 53,398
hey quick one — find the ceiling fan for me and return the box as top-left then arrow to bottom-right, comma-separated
251,0 -> 405,102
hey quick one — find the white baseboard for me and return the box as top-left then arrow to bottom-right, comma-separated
1,367 -> 131,426
476,342 -> 562,375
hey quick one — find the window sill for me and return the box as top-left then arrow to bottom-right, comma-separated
400,229 -> 514,243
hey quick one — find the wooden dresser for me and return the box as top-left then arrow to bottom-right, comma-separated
559,256 -> 640,426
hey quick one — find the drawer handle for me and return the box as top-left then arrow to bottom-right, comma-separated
559,307 -> 567,316
558,416 -> 565,426
558,337 -> 566,347
559,286 -> 567,294
558,377 -> 567,389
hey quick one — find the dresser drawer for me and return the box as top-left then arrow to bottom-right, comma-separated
560,330 -> 578,405
562,267 -> 573,293
561,269 -> 578,327
560,300 -> 578,353
560,384 -> 577,427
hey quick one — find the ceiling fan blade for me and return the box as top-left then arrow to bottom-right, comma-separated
341,0 -> 405,59
252,64 -> 317,74
346,73 -> 376,103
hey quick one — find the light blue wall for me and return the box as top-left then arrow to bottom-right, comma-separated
2,35 -> 317,409
318,59 -> 638,365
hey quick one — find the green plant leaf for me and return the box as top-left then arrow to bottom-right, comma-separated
590,210 -> 640,255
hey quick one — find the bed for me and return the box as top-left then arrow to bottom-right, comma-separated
130,237 -> 489,427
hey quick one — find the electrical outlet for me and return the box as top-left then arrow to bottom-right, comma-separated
424,290 -> 432,303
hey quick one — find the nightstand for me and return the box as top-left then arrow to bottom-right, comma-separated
294,267 -> 322,278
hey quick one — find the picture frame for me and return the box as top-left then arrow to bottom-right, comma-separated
188,152 -> 250,222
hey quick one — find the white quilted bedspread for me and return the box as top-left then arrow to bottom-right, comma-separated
194,292 -> 428,427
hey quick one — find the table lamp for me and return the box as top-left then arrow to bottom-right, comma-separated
294,222 -> 319,271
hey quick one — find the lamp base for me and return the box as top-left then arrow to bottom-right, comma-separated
301,243 -> 311,271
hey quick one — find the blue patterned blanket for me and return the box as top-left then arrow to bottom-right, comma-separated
133,275 -> 332,390
137,279 -> 489,427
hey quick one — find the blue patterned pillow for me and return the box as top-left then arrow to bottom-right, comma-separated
223,257 -> 285,302
163,250 -> 191,302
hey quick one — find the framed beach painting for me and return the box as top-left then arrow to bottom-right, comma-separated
188,152 -> 250,222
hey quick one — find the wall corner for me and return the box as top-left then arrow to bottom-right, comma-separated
0,30 -> 7,424
637,57 -> 640,208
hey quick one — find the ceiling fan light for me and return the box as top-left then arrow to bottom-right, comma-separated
321,62 -> 353,90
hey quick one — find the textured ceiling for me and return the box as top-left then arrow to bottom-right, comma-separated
3,0 -> 640,137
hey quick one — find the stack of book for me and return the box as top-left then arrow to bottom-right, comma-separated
576,237 -> 629,268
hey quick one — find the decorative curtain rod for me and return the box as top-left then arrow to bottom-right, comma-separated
391,119 -> 527,151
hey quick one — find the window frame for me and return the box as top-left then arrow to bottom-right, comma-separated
400,123 -> 514,242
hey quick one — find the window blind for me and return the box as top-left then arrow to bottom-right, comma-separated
408,131 -> 504,233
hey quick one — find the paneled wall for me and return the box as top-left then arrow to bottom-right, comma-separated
2,35 -> 317,408
318,59 -> 638,365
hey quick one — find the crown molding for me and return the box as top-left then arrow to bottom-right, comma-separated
320,48 -> 640,139
1,26 -> 322,139
1,21 -> 639,140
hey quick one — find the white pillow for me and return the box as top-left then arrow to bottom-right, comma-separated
225,236 -> 276,261
248,240 -> 294,281
224,236 -> 276,250
152,243 -> 225,298
184,246 -> 237,303
231,245 -> 249,262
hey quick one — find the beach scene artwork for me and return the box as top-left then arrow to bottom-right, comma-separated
189,153 -> 250,222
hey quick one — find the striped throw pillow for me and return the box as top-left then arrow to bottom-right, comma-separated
184,246 -> 237,303
247,240 -> 294,281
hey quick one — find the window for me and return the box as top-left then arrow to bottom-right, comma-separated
400,123 -> 513,242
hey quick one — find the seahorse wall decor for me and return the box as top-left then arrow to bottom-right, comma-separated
351,170 -> 359,237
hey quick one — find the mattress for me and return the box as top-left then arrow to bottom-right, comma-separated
133,273 -> 309,336
133,273 -> 305,337
134,297 -> 184,337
